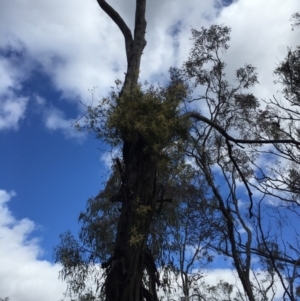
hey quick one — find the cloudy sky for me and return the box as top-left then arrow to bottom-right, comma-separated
0,0 -> 299,300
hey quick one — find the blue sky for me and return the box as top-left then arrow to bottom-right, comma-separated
0,54 -> 104,258
0,0 -> 299,300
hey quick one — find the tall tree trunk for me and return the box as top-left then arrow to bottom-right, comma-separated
105,140 -> 159,301
96,1 -> 159,300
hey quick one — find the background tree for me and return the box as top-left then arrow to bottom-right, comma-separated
55,1 -> 300,300
181,23 -> 300,301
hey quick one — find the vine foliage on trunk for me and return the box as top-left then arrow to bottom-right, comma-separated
79,2 -> 189,301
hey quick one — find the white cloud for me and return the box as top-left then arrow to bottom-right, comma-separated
157,268 -> 285,300
0,189 -> 68,301
1,0 -> 298,135
44,106 -> 86,140
0,0 -> 123,102
0,55 -> 29,131
0,94 -> 28,130
200,269 -> 285,299
0,190 -> 288,300
0,58 -> 14,92
215,0 -> 299,100
100,148 -> 122,170
34,95 -> 46,106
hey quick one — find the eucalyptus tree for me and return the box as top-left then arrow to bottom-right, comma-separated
181,23 -> 300,300
54,1 -> 300,300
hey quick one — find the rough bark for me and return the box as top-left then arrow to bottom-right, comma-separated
96,1 -> 158,301
105,142 -> 159,301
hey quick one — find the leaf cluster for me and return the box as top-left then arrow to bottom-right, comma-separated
77,78 -> 190,157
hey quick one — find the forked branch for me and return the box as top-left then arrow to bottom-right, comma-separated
96,0 -> 133,61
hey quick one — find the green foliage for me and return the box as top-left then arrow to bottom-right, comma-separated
274,46 -> 300,106
129,223 -> 145,247
77,79 -> 190,156
110,84 -> 188,150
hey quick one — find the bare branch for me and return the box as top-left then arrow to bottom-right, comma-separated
225,140 -> 254,217
96,0 -> 133,62
185,111 -> 300,146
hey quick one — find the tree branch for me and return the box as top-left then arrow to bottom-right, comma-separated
96,0 -> 133,62
122,0 -> 147,93
185,111 -> 300,146
226,140 -> 254,217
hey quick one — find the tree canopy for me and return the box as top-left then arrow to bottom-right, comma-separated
55,2 -> 300,301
